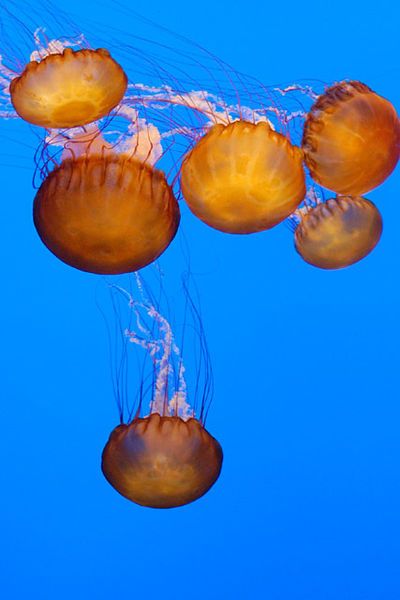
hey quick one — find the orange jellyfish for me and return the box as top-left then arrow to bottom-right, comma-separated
8,40 -> 127,128
101,278 -> 223,508
103,414 -> 222,509
33,115 -> 180,274
293,195 -> 383,269
119,79 -> 314,235
302,81 -> 400,195
180,120 -> 306,234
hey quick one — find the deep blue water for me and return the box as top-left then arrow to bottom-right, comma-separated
1,0 -> 400,598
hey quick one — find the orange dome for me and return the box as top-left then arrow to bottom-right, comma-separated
302,81 -> 400,195
33,155 -> 180,274
180,120 -> 306,233
10,48 -> 127,128
294,196 -> 383,269
102,414 -> 223,508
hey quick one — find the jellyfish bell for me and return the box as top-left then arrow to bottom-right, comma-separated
33,117 -> 179,275
7,37 -> 127,128
101,276 -> 223,509
302,80 -> 400,195
115,60 -> 317,236
180,120 -> 306,234
102,413 -> 223,508
33,159 -> 179,275
293,195 -> 383,270
0,14 -> 128,127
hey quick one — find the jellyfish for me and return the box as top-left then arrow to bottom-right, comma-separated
122,85 -> 308,235
180,120 -> 306,234
118,81 -> 316,234
115,71 -> 317,235
1,29 -> 127,128
101,275 -> 223,508
103,414 -> 222,509
33,113 -> 180,275
302,81 -> 400,195
291,193 -> 383,270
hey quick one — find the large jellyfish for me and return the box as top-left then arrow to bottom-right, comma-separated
180,120 -> 305,234
32,114 -> 179,275
119,81 -> 323,235
101,275 -> 223,508
302,80 -> 400,195
2,29 -> 127,128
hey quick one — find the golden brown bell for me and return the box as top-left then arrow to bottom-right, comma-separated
10,48 -> 127,128
294,196 -> 383,269
33,155 -> 180,274
302,81 -> 400,195
102,414 -> 223,508
180,120 -> 306,233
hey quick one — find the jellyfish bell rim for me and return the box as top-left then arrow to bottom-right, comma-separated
294,195 -> 383,270
33,154 -> 180,275
9,47 -> 128,128
101,413 -> 223,509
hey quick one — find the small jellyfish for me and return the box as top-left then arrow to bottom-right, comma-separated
302,81 -> 400,195
102,414 -> 222,509
180,120 -> 306,234
7,32 -> 127,128
101,276 -> 223,508
33,116 -> 179,275
293,195 -> 383,270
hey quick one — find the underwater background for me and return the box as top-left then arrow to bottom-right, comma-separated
1,0 -> 399,598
